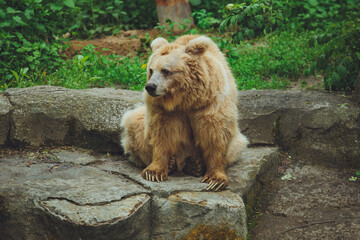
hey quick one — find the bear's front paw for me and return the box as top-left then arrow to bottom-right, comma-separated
142,164 -> 168,182
201,171 -> 228,191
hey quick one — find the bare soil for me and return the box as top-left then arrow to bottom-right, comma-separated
65,29 -> 160,58
250,159 -> 360,240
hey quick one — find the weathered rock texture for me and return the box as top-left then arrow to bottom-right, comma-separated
238,90 -> 360,168
3,86 -> 142,152
0,94 -> 11,145
0,147 -> 278,239
2,86 -> 359,167
0,86 -> 359,239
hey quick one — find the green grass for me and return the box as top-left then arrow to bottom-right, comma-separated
48,45 -> 147,90
1,45 -> 147,91
215,30 -> 316,90
0,30 -> 317,92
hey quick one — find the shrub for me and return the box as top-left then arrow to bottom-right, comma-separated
307,21 -> 360,90
283,0 -> 360,30
0,0 -> 157,90
192,9 -> 221,30
219,0 -> 284,43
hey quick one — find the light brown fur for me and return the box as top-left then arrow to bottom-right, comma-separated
121,35 -> 248,190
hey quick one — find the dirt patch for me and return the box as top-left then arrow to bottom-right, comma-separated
290,75 -> 324,90
65,29 -> 161,58
250,161 -> 360,239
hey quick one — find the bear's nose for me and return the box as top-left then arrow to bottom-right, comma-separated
145,83 -> 157,94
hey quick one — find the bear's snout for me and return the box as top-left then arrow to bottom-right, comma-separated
145,83 -> 157,96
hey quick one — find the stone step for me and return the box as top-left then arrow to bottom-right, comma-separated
0,146 -> 279,239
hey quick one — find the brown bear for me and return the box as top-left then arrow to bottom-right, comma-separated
121,35 -> 248,191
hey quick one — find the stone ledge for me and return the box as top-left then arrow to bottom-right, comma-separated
0,146 -> 277,239
3,86 -> 142,151
1,86 -> 359,167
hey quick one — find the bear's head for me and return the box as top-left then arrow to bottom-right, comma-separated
145,35 -> 216,111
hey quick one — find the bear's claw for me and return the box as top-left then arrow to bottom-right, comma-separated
145,171 -> 161,182
143,169 -> 167,182
201,172 -> 228,191
209,181 -> 225,191
206,181 -> 225,191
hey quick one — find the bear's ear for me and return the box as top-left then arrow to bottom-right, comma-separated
151,37 -> 169,52
185,36 -> 211,55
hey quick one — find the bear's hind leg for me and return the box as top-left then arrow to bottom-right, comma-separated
121,106 -> 152,167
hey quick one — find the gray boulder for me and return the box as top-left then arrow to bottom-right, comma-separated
238,90 -> 360,167
4,86 -> 142,152
0,94 -> 11,145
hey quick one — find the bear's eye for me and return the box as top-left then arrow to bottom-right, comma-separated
149,68 -> 153,76
161,69 -> 171,75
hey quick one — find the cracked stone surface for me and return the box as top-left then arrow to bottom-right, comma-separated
0,146 -> 278,239
39,193 -> 150,226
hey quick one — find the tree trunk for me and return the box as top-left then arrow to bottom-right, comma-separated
155,0 -> 193,27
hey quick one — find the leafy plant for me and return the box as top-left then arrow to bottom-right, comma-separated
220,0 -> 284,43
192,9 -> 221,30
282,0 -> 360,30
189,0 -> 234,20
0,0 -> 158,90
307,21 -> 360,90
0,0 -> 70,87
0,31 -> 65,88
349,171 -> 360,182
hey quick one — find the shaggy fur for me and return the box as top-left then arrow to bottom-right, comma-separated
121,35 -> 248,190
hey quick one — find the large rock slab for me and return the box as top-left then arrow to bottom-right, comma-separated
0,154 -> 151,240
238,90 -> 360,167
4,86 -> 142,152
0,146 -> 278,239
0,93 -> 11,146
2,86 -> 359,167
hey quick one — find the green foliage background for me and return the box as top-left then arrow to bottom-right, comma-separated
0,0 -> 359,91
